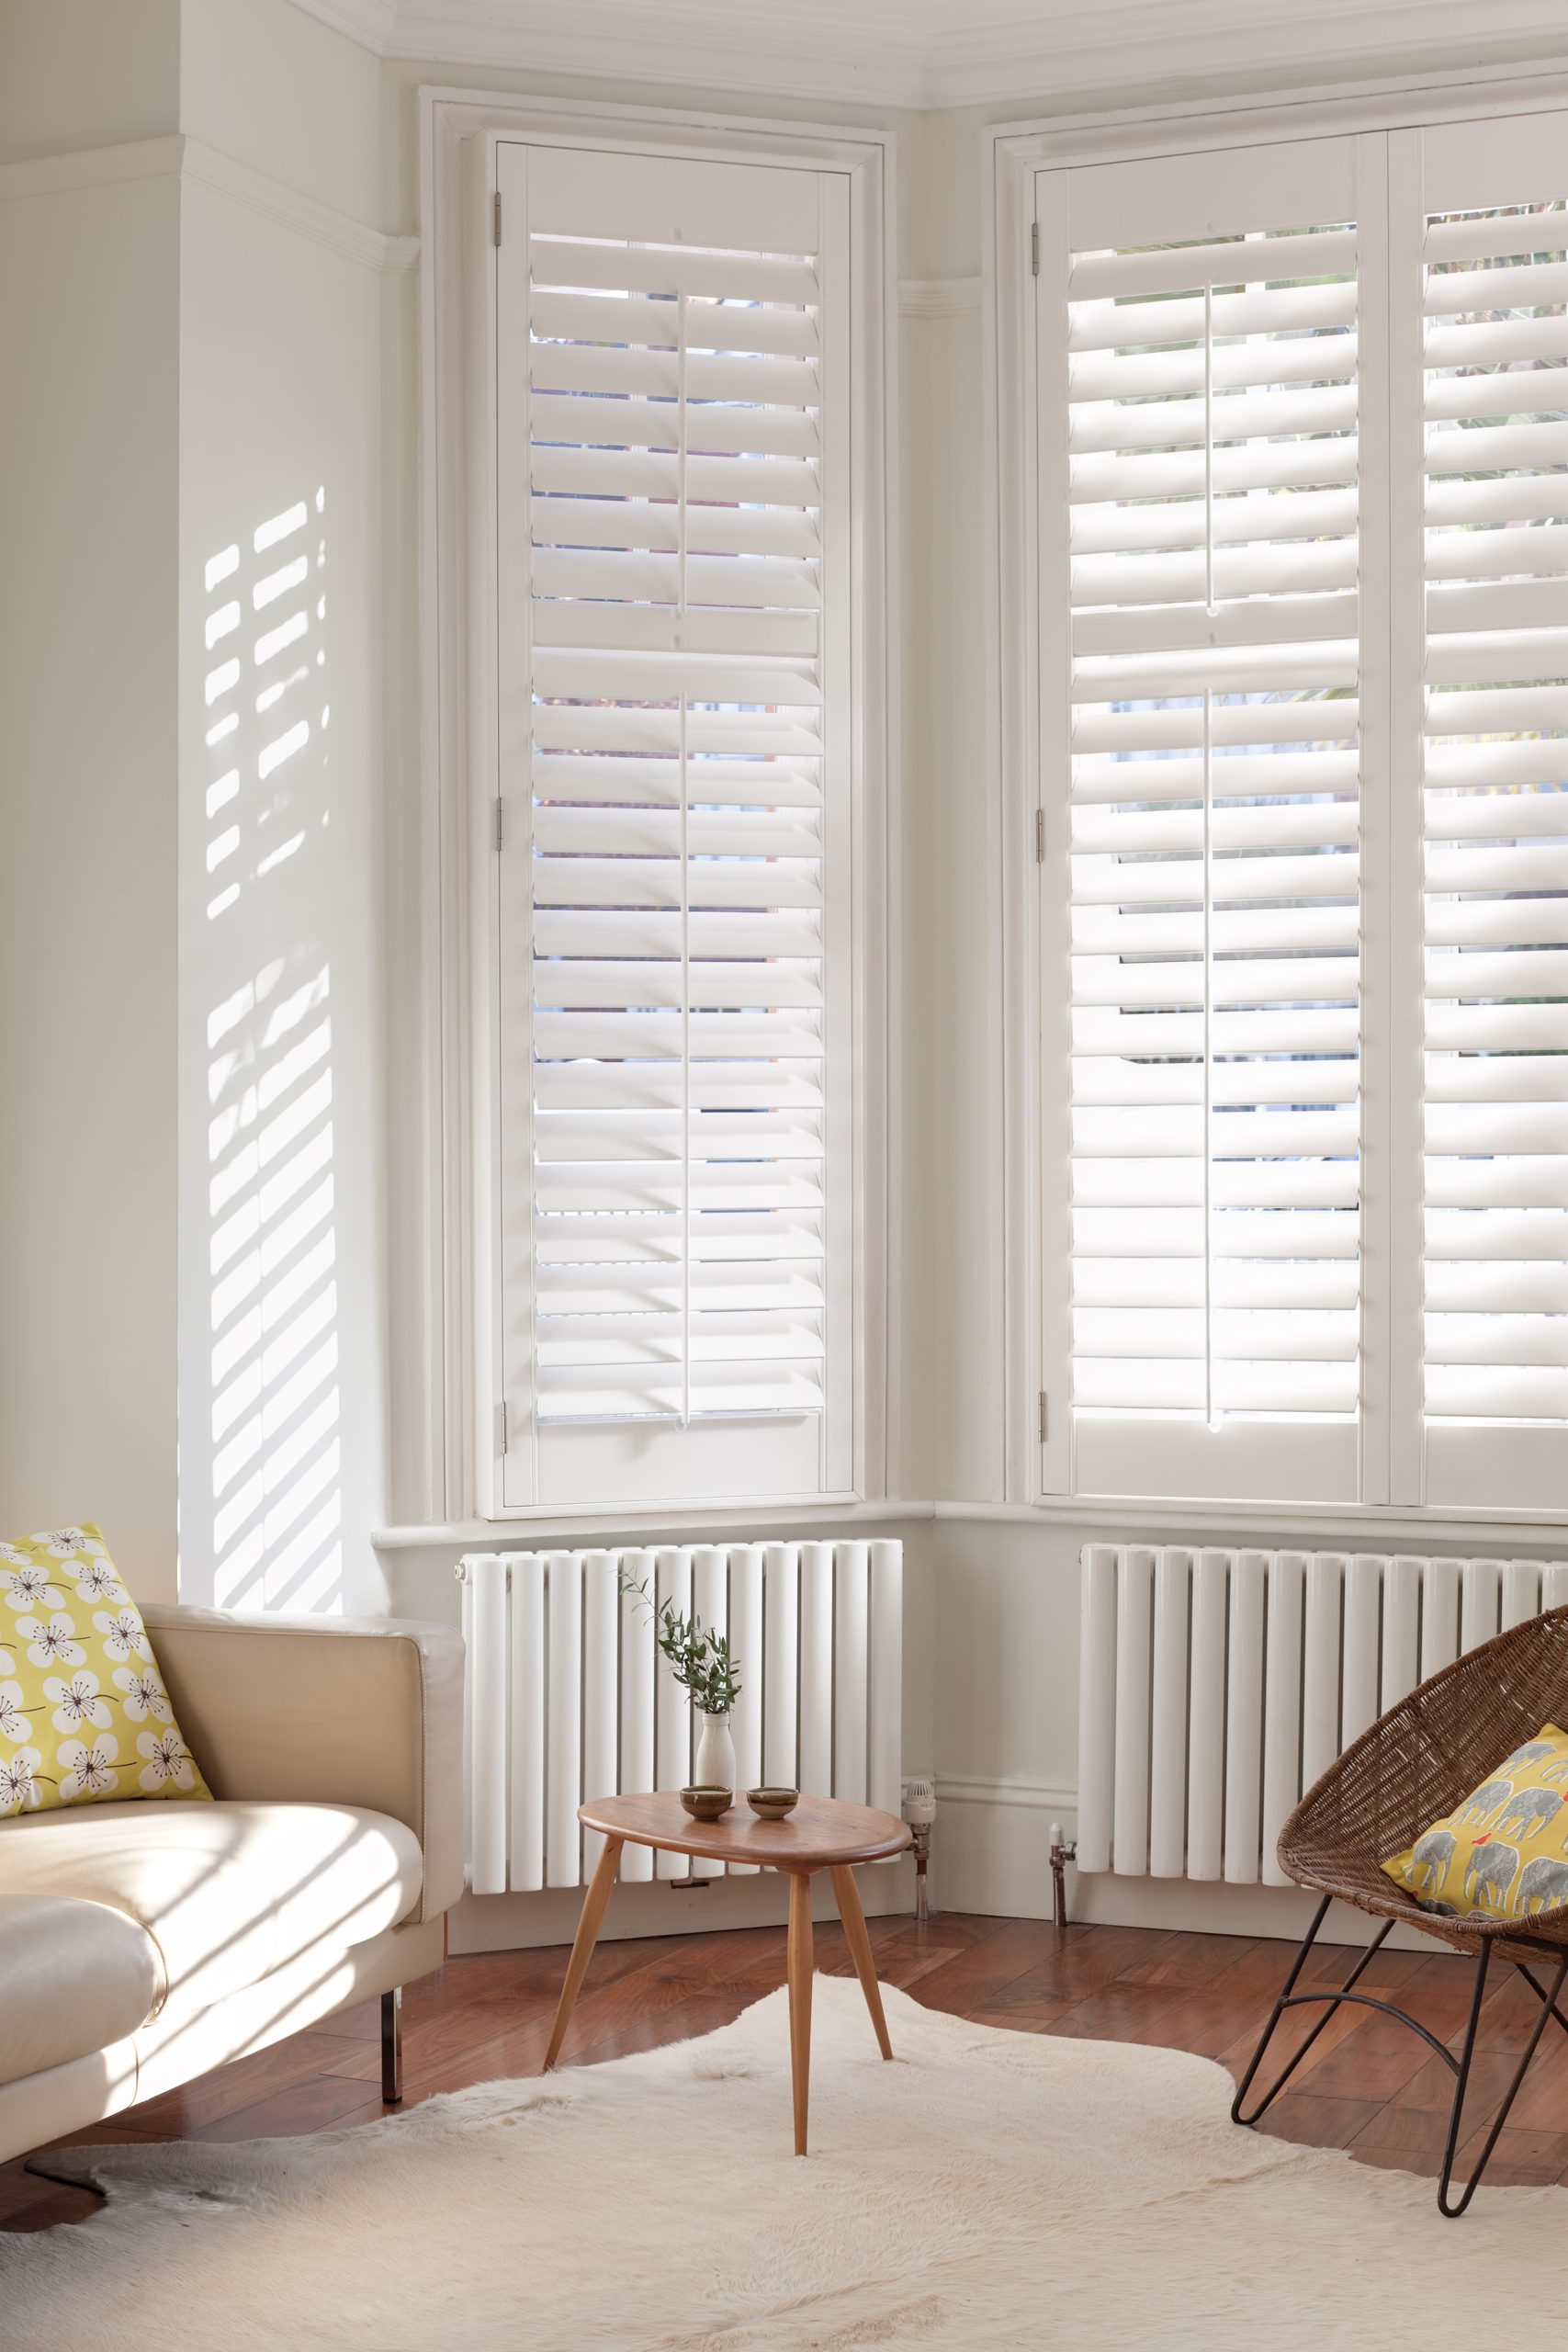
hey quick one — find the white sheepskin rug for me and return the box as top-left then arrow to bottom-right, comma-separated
5,1976 -> 1562,2349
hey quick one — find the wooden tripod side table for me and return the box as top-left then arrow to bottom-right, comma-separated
544,1791 -> 912,2154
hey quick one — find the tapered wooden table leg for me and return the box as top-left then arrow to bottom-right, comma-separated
830,1862 -> 894,2060
564,1792 -> 910,2154
787,1870 -> 814,2156
544,1835 -> 622,2071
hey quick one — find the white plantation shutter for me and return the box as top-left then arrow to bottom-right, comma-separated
1028,107 -> 1568,1513
1417,112 -> 1568,1510
493,140 -> 858,1510
1038,139 -> 1369,1502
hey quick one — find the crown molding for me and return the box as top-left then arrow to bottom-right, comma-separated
393,0 -> 927,104
288,0 -> 1568,108
921,0 -> 1568,104
291,0 -> 399,48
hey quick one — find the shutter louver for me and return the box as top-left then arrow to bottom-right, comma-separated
495,143 -> 855,1508
1420,175 -> 1568,1506
1053,182 -> 1365,1499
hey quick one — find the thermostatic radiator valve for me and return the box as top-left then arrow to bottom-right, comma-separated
902,1778 -> 936,1925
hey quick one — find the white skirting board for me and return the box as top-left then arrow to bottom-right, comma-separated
451,1854 -> 915,1954
935,1780 -> 1438,1951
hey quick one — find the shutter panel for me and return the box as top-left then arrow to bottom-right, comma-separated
1040,139 -> 1366,1502
495,141 -> 856,1509
1417,114 -> 1568,1510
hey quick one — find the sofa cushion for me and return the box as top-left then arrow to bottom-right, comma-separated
0,1801 -> 422,2013
0,1526 -> 211,1817
0,1894 -> 160,2086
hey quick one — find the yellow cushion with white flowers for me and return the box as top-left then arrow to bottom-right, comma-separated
0,1526 -> 210,1817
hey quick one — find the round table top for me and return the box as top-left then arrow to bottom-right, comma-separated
577,1790 -> 912,1870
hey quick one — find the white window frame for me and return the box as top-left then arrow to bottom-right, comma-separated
421,89 -> 895,1525
987,58 -> 1568,1527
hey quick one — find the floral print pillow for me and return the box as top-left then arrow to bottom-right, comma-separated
0,1527 -> 211,1818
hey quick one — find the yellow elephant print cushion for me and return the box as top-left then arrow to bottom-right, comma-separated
1382,1723 -> 1568,1922
0,1526 -> 211,1817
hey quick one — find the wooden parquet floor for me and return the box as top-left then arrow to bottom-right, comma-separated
7,1911 -> 1568,2231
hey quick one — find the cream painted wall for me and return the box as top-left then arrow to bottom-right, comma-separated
0,160 -> 182,1596
175,175 -> 390,1618
171,0 -> 391,1615
0,0 -> 391,1611
179,0 -> 381,220
0,0 -> 180,163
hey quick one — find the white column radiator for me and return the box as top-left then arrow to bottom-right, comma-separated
1078,1544 -> 1568,1885
458,1539 -> 903,1894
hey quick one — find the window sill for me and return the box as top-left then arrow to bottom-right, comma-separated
374,1494 -> 1568,1550
372,1498 -> 911,1549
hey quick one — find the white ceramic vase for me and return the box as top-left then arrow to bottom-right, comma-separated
694,1709 -> 736,1795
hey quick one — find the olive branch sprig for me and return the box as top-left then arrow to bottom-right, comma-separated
618,1570 -> 741,1715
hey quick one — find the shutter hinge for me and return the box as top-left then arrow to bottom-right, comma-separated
1031,220 -> 1039,277
1035,807 -> 1044,863
1038,1391 -> 1049,1443
498,1400 -> 508,1455
492,189 -> 502,247
493,797 -> 503,852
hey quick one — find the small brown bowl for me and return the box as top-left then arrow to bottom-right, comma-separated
680,1785 -> 733,1821
746,1786 -> 800,1820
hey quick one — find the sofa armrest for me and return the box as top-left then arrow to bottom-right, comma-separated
141,1603 -> 465,1925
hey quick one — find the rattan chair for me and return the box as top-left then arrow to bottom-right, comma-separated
1233,1602 -> 1568,2216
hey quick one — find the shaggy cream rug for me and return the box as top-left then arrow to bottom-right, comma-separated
5,1978 -> 1563,2349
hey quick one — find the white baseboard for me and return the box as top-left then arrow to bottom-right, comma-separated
451,1779 -> 1431,1956
450,1854 -> 915,1954
935,1777 -> 1436,1951
933,1775 -> 1073,1921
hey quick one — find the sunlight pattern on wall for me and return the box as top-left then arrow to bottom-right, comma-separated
199,492 -> 342,1613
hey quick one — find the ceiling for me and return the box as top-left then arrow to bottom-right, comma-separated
294,0 -> 1568,108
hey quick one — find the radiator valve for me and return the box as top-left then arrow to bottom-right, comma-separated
902,1778 -> 936,1925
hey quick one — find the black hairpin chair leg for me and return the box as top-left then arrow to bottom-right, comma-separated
1231,1896 -> 1400,2125
1436,1944 -> 1568,2217
1232,1897 -> 1568,2216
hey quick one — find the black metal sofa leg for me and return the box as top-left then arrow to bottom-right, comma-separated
381,1986 -> 403,2105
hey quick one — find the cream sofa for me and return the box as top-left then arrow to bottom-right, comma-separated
0,1602 -> 464,2165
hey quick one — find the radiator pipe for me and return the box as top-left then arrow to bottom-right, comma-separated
908,1822 -> 932,1924
1050,1823 -> 1077,1931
